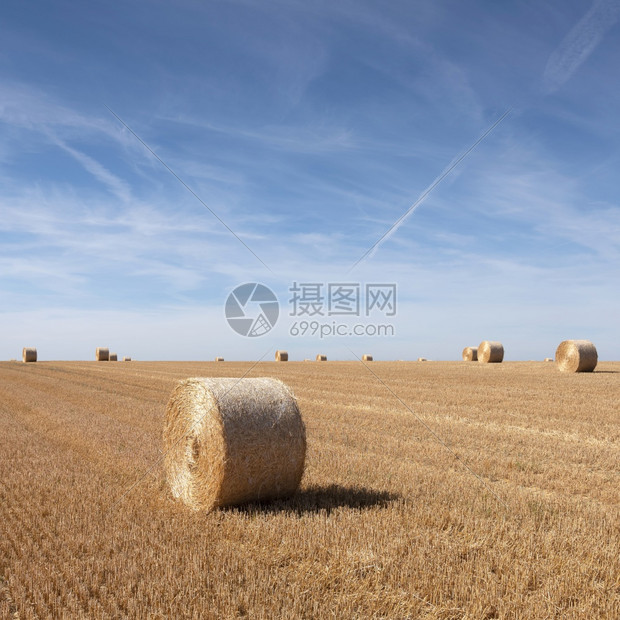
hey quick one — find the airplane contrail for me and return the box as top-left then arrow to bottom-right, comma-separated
349,108 -> 512,272
543,0 -> 620,94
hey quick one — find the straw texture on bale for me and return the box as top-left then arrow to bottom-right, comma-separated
22,347 -> 37,363
478,341 -> 504,363
96,347 -> 109,362
123,357 -> 132,362
275,350 -> 288,362
109,353 -> 118,361
163,377 -> 306,511
362,354 -> 373,362
215,357 -> 224,362
316,354 -> 327,361
555,340 -> 598,373
462,347 -> 478,362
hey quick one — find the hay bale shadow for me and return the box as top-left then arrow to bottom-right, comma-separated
227,484 -> 399,516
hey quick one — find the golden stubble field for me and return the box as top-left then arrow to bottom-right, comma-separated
0,360 -> 618,619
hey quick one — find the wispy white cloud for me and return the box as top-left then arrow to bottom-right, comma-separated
0,255 -> 88,294
542,0 -> 620,94
166,114 -> 357,154
0,83 -> 171,188
50,136 -> 133,203
468,162 -> 620,263
0,186 -> 235,296
0,82 -> 125,143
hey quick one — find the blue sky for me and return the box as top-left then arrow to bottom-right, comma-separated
1,0 -> 619,361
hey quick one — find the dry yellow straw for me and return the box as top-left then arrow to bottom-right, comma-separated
96,347 -> 109,361
555,340 -> 597,373
163,377 -> 306,511
22,347 -> 37,363
478,341 -> 504,363
462,347 -> 477,362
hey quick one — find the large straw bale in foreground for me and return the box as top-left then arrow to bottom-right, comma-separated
22,347 -> 37,363
163,377 -> 306,511
96,347 -> 109,361
275,350 -> 288,362
462,347 -> 477,362
555,340 -> 598,373
478,341 -> 504,363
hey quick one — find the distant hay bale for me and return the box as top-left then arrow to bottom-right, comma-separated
22,347 -> 37,363
555,340 -> 598,373
215,357 -> 224,362
109,353 -> 118,361
163,377 -> 306,511
462,347 -> 477,362
417,357 -> 427,362
478,341 -> 504,363
544,357 -> 553,362
96,347 -> 109,361
316,354 -> 327,362
362,354 -> 373,362
275,350 -> 288,362
123,357 -> 132,362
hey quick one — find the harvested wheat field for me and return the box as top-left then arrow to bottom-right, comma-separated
0,360 -> 618,619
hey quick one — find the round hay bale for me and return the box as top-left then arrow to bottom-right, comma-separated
22,347 -> 37,363
96,347 -> 109,361
163,377 -> 306,511
362,354 -> 373,362
462,347 -> 477,362
478,341 -> 504,363
316,354 -> 327,362
417,357 -> 427,362
275,350 -> 288,362
109,353 -> 118,361
123,356 -> 132,362
544,357 -> 553,362
215,357 -> 224,362
555,340 -> 597,373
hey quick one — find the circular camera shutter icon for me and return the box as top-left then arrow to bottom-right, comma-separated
225,283 -> 279,337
